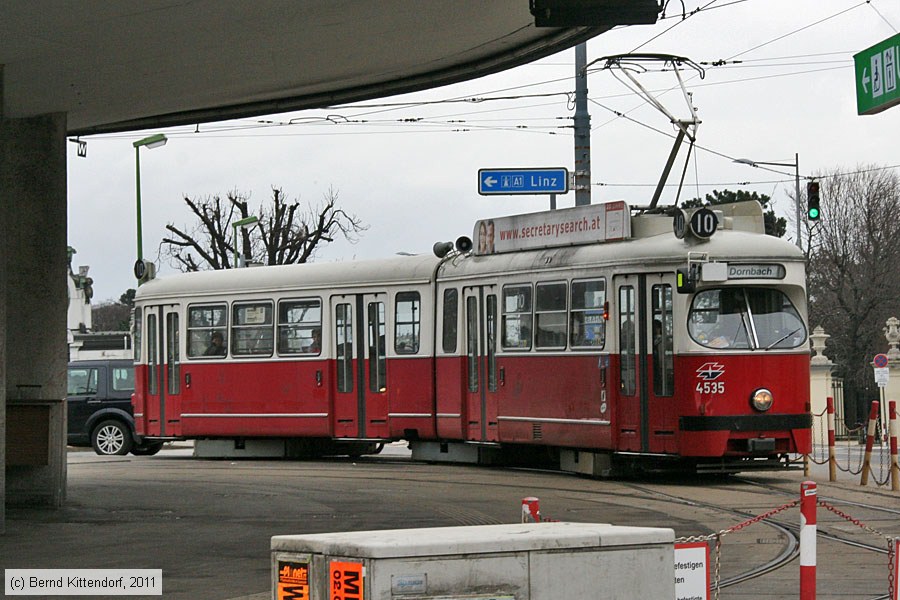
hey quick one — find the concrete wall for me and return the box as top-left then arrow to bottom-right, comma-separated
1,87 -> 69,523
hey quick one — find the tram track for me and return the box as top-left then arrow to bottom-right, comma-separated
108,452 -> 897,597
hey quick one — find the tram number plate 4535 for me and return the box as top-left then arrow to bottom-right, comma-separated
696,381 -> 725,394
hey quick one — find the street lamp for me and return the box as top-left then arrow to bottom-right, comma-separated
133,133 -> 168,268
232,216 -> 259,267
733,153 -> 802,251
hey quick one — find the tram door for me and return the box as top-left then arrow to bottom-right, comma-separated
331,294 -> 389,439
463,286 -> 499,442
614,275 -> 677,453
143,304 -> 183,437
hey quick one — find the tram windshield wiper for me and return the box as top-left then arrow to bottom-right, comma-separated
765,327 -> 802,351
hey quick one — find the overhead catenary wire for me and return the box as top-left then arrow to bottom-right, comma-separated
71,0 -> 898,195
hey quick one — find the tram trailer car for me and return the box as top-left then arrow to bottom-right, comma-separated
132,200 -> 811,475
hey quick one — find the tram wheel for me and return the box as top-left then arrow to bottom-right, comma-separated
131,441 -> 164,456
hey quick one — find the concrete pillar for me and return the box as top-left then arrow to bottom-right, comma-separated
1,85 -> 69,522
878,317 -> 900,439
809,326 -> 834,446
0,64 -> 5,533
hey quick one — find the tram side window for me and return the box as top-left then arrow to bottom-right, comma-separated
147,314 -> 158,394
335,303 -> 353,393
395,292 -> 420,354
368,301 -> 387,392
278,299 -> 322,355
166,313 -> 180,395
442,288 -> 458,353
133,311 -> 142,362
187,304 -> 228,358
619,286 -> 637,396
571,279 -> 606,349
502,285 -> 533,350
535,282 -> 567,349
651,284 -> 674,397
232,302 -> 274,356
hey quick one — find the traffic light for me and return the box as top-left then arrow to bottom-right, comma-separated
807,181 -> 821,220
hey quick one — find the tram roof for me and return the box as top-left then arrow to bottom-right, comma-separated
441,227 -> 804,279
135,224 -> 802,303
135,253 -> 441,301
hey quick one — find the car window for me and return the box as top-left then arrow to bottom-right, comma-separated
111,367 -> 134,392
67,368 -> 99,395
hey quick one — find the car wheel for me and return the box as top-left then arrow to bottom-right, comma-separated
91,420 -> 133,456
131,441 -> 164,456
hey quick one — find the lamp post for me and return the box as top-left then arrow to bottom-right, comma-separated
133,133 -> 168,266
232,216 -> 259,267
733,153 -> 802,251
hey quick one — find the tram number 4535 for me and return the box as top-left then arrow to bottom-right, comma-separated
696,381 -> 725,394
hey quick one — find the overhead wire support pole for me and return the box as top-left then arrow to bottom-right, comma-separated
574,43 -> 591,206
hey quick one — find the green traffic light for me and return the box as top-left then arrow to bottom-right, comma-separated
808,207 -> 820,220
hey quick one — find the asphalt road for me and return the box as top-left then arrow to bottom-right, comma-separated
2,443 -> 898,599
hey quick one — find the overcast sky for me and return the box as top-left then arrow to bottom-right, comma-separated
67,0 -> 900,303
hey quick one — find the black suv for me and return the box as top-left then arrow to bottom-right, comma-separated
66,359 -> 162,456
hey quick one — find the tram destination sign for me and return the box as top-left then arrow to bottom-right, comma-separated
478,167 -> 569,195
855,32 -> 900,115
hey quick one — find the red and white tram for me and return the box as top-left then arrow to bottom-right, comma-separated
132,200 -> 811,474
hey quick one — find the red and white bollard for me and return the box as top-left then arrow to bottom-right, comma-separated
800,481 -> 817,600
890,400 -> 899,492
861,401 -> 880,487
827,397 -> 837,482
521,497 -> 541,523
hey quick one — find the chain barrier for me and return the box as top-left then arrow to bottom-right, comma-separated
870,443 -> 893,487
674,497 -> 900,598
675,499 -> 799,597
818,500 -> 897,600
808,406 -> 830,465
836,427 -> 866,475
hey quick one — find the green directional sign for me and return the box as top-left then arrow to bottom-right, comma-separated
855,33 -> 900,115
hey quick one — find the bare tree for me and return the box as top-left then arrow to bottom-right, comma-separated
161,187 -> 366,271
806,165 -> 900,425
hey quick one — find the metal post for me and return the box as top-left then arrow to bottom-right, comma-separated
794,152 -> 802,252
550,193 -> 556,210
800,481 -> 817,600
574,43 -> 591,206
861,400 -> 880,486
135,147 -> 143,262
890,400 -> 899,492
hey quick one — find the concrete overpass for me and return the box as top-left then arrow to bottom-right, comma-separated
0,0 -> 659,530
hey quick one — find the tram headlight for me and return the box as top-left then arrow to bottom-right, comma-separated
750,388 -> 774,412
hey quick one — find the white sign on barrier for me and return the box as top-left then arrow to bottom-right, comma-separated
895,539 -> 899,600
674,542 -> 709,600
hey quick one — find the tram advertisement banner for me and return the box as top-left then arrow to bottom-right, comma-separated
473,201 -> 631,255
329,561 -> 364,600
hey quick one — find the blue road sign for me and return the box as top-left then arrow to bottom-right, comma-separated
478,167 -> 569,195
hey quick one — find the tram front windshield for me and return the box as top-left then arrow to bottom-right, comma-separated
688,287 -> 806,350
